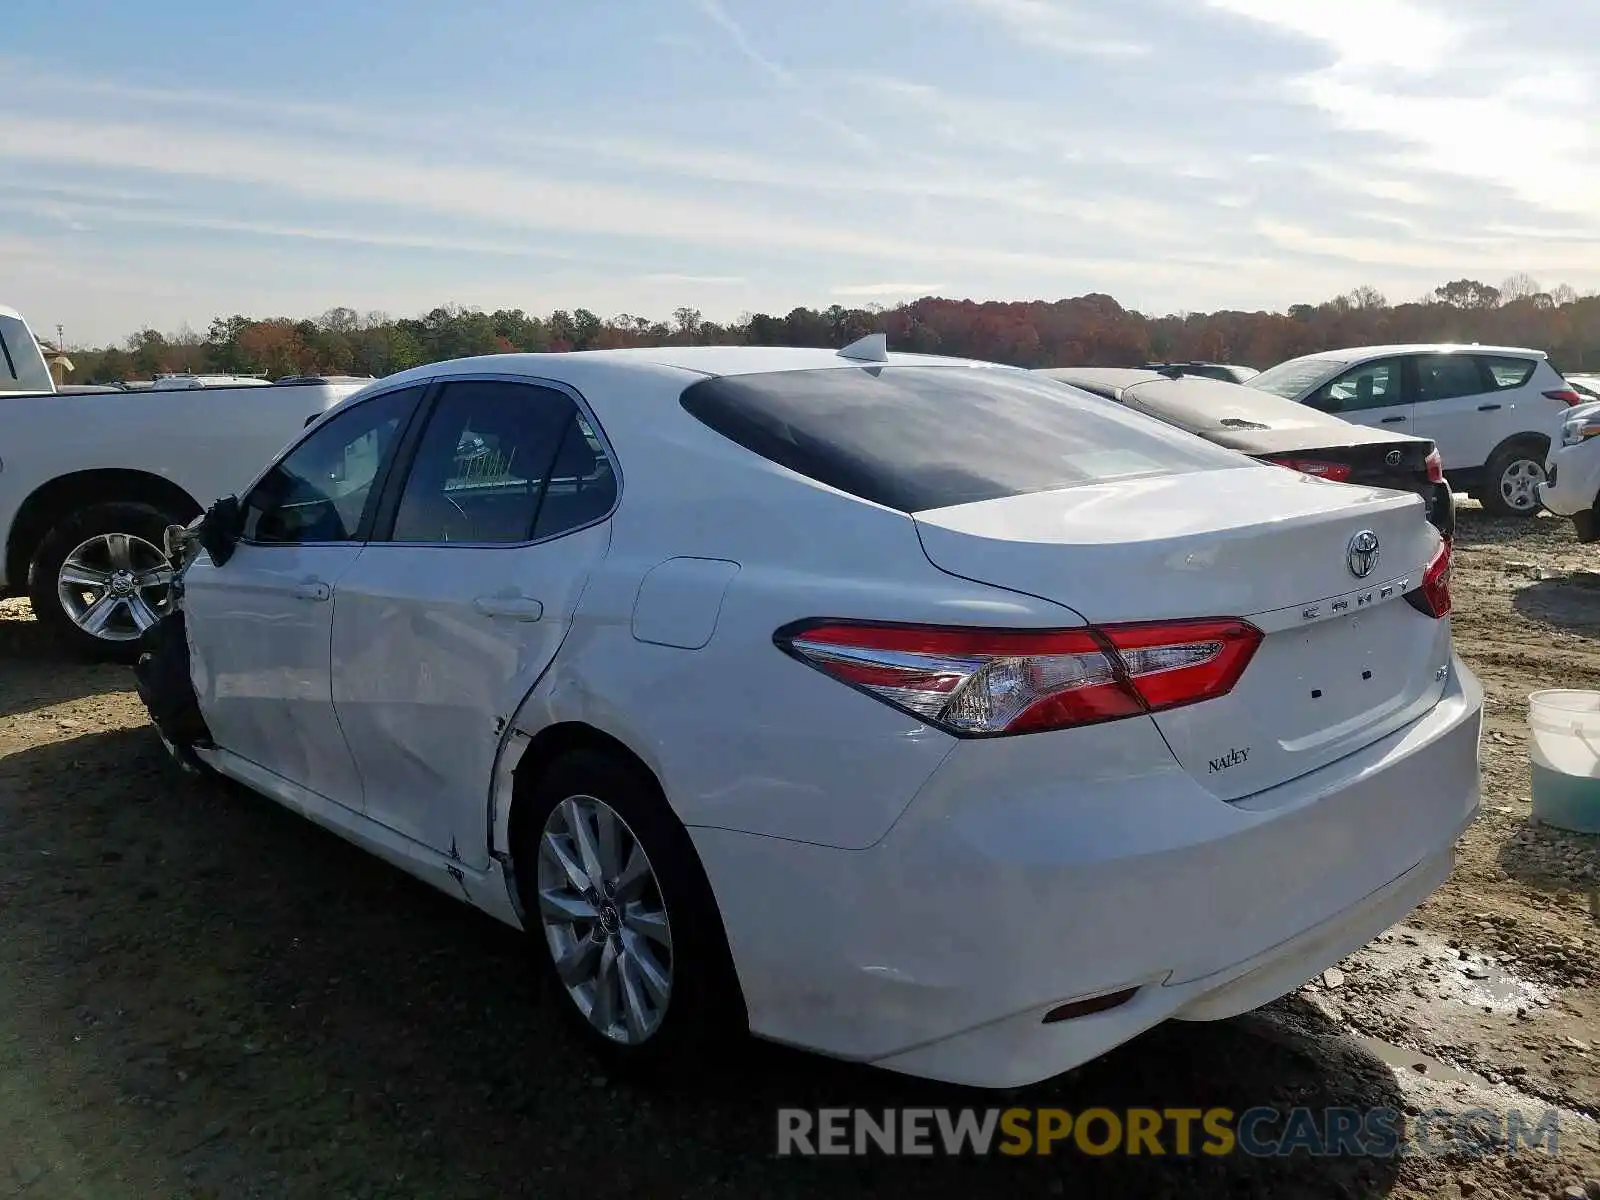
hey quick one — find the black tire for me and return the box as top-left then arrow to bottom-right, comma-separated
1573,501 -> 1600,544
27,501 -> 180,662
510,748 -> 745,1075
1479,440 -> 1549,518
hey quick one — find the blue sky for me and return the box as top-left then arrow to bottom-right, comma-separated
4,0 -> 1598,346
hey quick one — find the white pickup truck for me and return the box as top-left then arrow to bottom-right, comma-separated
0,304 -> 372,658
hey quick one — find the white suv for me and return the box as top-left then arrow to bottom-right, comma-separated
1538,401 -> 1600,541
1248,345 -> 1583,516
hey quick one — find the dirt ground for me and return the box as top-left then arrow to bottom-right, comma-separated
1,504 -> 1598,1200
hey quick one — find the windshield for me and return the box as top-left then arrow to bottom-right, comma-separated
1246,355 -> 1348,400
679,364 -> 1245,513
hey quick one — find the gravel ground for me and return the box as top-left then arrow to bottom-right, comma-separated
1,503 -> 1597,1200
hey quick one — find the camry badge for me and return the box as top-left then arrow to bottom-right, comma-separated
1347,530 -> 1380,578
1385,450 -> 1403,466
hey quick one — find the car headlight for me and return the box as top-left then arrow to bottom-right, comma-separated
1562,417 -> 1600,446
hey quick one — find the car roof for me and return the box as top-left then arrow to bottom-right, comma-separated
1282,343 -> 1548,367
373,344 -> 994,387
341,345 -> 1023,420
1037,367 -> 1426,454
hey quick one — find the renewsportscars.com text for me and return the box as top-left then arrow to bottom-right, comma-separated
775,1106 -> 1562,1158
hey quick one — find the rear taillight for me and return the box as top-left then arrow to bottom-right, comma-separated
1544,389 -> 1584,407
776,617 -> 1263,736
1424,448 -> 1445,484
1267,456 -> 1353,482
1405,539 -> 1452,618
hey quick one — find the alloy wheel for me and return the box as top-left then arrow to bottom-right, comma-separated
56,532 -> 174,642
536,794 -> 674,1045
1498,458 -> 1546,514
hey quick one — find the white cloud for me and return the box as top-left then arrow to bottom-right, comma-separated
686,0 -> 876,152
689,0 -> 793,83
0,114 -> 1208,280
943,0 -> 1149,57
1204,0 -> 1469,72
642,274 -> 747,285
832,282 -> 948,296
1205,0 -> 1600,219
6,4 -> 1600,345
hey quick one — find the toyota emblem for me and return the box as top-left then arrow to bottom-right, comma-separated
1385,450 -> 1402,466
1347,530 -> 1380,578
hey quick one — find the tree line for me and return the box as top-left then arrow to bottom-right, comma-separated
66,276 -> 1600,385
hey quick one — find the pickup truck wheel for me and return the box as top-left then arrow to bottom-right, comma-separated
28,501 -> 180,662
1479,442 -> 1548,518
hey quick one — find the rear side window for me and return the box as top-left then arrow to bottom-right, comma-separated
1414,354 -> 1486,403
679,365 -> 1242,513
1478,356 -> 1536,390
388,379 -> 614,544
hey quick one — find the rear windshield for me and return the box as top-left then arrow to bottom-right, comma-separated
1247,356 -> 1347,400
678,365 -> 1243,513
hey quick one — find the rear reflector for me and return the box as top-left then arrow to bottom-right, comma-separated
776,617 -> 1263,737
1425,448 -> 1445,484
1042,987 -> 1139,1024
1266,456 -> 1353,482
1545,389 -> 1584,407
1405,538 -> 1452,618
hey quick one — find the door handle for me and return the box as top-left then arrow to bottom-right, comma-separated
474,595 -> 544,621
292,580 -> 331,601
1380,416 -> 1407,424
1477,403 -> 1501,411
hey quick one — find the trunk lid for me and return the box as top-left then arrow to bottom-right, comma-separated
913,465 -> 1452,800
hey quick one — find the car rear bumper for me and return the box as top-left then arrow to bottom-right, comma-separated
692,655 -> 1482,1089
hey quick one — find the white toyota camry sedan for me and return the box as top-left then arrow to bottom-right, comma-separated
137,338 -> 1481,1089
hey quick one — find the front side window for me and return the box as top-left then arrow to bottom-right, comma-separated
1414,354 -> 1487,403
389,379 -> 614,543
1312,359 -> 1403,413
241,385 -> 422,544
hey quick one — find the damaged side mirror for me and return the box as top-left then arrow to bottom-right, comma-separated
196,494 -> 244,567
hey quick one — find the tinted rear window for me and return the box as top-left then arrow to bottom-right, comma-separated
678,365 -> 1242,513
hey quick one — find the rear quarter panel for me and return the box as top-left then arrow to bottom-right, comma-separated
507,377 -> 1094,849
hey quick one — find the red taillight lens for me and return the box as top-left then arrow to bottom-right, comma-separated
1405,539 -> 1452,618
1267,456 -> 1353,482
1424,448 -> 1446,484
1544,389 -> 1584,407
776,617 -> 1263,736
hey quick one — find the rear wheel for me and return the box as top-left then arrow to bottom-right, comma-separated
28,502 -> 180,661
511,749 -> 744,1074
1479,441 -> 1548,517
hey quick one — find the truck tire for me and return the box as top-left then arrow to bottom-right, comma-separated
27,501 -> 181,662
1479,439 -> 1548,518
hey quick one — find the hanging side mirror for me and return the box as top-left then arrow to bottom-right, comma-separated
197,494 -> 243,566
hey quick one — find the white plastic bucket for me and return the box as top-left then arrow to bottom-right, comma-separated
1527,689 -> 1600,833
